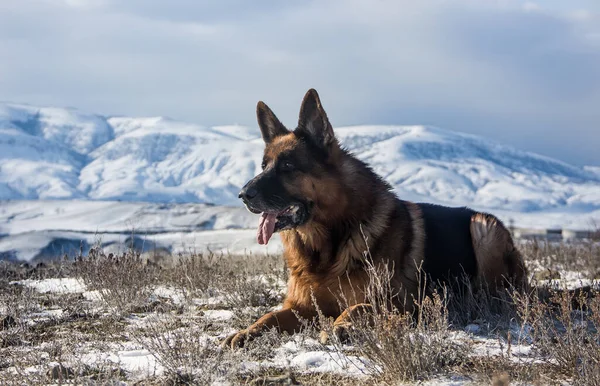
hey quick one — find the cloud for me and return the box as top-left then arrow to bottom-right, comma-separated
0,0 -> 599,165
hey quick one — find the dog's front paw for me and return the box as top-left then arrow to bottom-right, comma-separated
221,329 -> 254,349
319,321 -> 353,344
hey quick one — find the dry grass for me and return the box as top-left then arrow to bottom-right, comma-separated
512,285 -> 600,385
319,258 -> 472,383
522,238 -> 600,279
75,245 -> 163,315
134,313 -> 230,384
0,239 -> 599,385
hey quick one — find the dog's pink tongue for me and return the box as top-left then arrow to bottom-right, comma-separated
257,213 -> 277,245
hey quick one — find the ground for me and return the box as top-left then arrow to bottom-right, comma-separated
1,240 -> 599,385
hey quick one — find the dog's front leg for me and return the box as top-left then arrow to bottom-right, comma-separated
320,303 -> 374,344
222,307 -> 314,349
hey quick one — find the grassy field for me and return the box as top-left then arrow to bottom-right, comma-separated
1,240 -> 599,385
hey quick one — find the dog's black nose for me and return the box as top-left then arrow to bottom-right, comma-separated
239,186 -> 258,200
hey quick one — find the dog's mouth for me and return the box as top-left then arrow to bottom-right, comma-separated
256,204 -> 308,245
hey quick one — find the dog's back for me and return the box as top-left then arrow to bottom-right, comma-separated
414,203 -> 527,292
418,203 -> 479,285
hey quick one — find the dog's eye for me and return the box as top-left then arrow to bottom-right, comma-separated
261,161 -> 267,170
280,161 -> 295,172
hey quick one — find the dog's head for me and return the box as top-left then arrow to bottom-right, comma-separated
239,89 -> 345,244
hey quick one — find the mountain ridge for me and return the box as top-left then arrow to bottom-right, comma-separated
1,102 -> 599,214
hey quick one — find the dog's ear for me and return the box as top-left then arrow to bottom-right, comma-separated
298,89 -> 335,148
257,101 -> 289,143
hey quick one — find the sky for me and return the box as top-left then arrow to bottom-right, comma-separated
0,0 -> 599,165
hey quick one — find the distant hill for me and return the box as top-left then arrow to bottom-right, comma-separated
1,102 -> 599,213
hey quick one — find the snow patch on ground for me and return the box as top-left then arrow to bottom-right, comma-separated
16,278 -> 86,294
81,346 -> 164,379
238,337 -> 374,378
202,309 -> 235,321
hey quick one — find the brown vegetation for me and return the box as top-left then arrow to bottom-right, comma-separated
0,239 -> 598,385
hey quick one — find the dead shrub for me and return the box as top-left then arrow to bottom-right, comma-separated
134,313 -> 231,385
326,257 -> 471,382
75,246 -> 160,316
164,252 -> 222,302
169,252 -> 286,328
512,285 -> 600,386
521,239 -> 600,277
0,283 -> 40,348
161,252 -> 286,307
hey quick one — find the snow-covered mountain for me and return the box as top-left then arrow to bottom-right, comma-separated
1,102 -> 600,213
2,102 -> 600,261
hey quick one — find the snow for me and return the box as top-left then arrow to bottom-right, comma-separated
202,309 -> 235,321
16,278 -> 87,294
288,350 -> 369,374
81,348 -> 163,378
0,200 -> 286,261
236,337 -> 373,378
0,200 -> 256,235
537,273 -> 600,290
464,324 -> 481,334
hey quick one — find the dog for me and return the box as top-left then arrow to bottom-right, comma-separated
223,88 -> 528,348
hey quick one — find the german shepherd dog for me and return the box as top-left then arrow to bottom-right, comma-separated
224,89 -> 528,348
